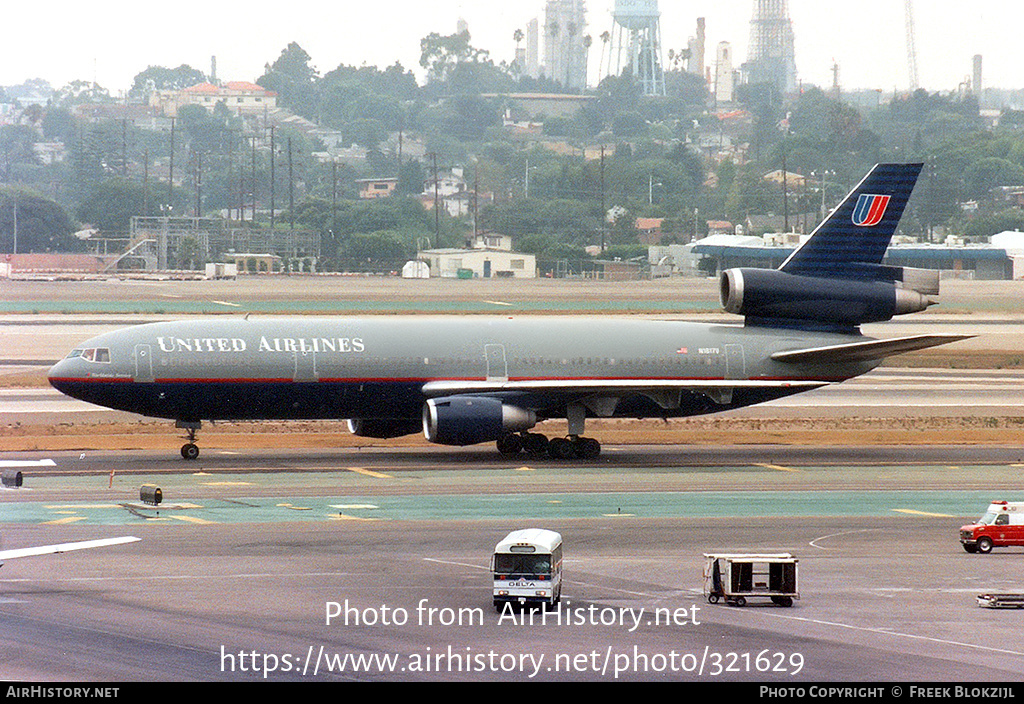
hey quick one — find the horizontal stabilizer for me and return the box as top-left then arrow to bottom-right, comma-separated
770,334 -> 974,365
0,536 -> 140,563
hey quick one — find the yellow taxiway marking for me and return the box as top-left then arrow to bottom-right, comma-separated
277,503 -> 312,511
46,504 -> 119,510
514,466 -> 534,472
892,509 -> 957,518
169,515 -> 218,525
346,467 -> 392,479
755,462 -> 801,473
43,517 -> 88,525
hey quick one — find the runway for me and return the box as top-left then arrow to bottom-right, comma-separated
1,447 -> 1023,682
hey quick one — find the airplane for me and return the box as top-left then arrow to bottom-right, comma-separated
0,536 -> 141,569
48,163 -> 970,461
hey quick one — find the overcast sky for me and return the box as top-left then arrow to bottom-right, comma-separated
1,1 -> 1019,95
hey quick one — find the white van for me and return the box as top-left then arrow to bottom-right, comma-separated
491,529 -> 562,610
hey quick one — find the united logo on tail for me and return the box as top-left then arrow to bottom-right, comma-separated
851,194 -> 892,227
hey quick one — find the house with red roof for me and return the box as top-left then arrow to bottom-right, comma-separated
150,81 -> 277,117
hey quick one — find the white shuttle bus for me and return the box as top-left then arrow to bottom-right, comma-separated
492,529 -> 562,610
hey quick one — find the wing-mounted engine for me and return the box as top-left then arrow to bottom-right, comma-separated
720,267 -> 936,332
423,397 -> 536,446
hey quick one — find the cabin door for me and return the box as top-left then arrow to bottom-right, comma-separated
294,349 -> 318,382
134,344 -> 154,383
485,344 -> 508,382
725,344 -> 745,380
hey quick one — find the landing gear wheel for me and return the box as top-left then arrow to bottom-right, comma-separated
181,443 -> 200,461
522,433 -> 549,455
977,536 -> 993,554
496,433 -> 524,457
548,437 -> 575,460
576,437 -> 601,460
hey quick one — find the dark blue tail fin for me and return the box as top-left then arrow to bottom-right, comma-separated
779,163 -> 923,280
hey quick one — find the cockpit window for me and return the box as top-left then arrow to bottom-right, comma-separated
75,348 -> 111,364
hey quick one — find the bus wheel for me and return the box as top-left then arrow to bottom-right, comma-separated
977,537 -> 993,554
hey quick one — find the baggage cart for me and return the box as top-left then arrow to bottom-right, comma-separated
703,553 -> 799,607
977,593 -> 1024,609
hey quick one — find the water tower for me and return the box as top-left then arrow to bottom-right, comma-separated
606,0 -> 665,96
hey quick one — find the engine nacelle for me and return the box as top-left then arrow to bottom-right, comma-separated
720,268 -> 932,329
347,418 -> 422,439
423,396 -> 536,447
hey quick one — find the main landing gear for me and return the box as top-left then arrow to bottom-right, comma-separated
177,420 -> 201,461
496,432 -> 601,461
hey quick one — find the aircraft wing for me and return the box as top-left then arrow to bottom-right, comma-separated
422,379 -> 831,396
770,334 -> 974,365
0,536 -> 140,564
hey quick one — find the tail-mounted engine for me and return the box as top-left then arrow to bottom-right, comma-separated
720,267 -> 936,331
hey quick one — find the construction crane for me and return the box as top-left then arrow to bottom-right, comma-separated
905,0 -> 919,91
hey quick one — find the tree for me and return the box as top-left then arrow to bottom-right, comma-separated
130,65 -> 207,97
76,178 -> 158,235
258,43 -> 319,120
0,186 -> 79,253
0,125 -> 38,181
420,31 -> 489,85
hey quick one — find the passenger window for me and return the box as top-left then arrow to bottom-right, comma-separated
995,514 -> 1009,525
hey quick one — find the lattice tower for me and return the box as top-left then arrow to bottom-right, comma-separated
745,0 -> 797,94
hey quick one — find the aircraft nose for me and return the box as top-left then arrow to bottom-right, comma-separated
48,358 -> 73,388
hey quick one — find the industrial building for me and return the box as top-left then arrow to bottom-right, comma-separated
664,232 -> 1024,281
420,248 -> 536,279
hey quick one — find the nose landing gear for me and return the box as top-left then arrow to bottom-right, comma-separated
176,420 -> 202,461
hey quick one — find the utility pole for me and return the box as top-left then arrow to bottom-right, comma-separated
288,136 -> 294,231
473,162 -> 479,239
431,152 -> 440,248
600,145 -> 606,253
12,192 -> 17,255
168,117 -> 176,212
121,119 -> 128,177
250,136 -> 257,224
332,159 -> 338,230
269,127 -> 276,230
782,151 -> 790,233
